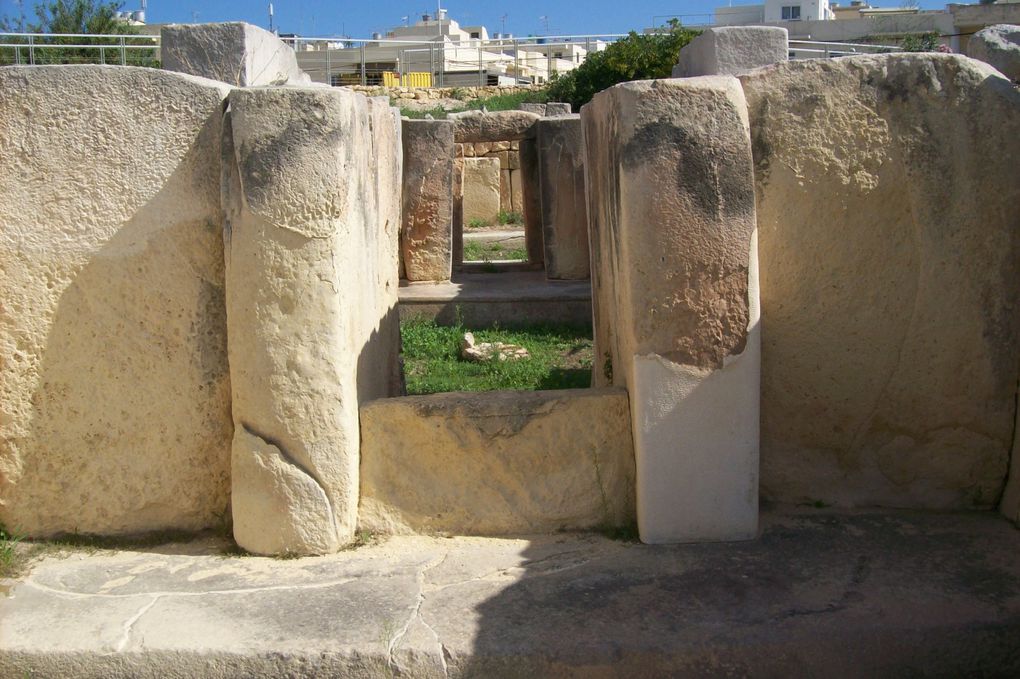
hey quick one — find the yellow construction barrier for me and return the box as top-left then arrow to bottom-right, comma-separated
382,72 -> 433,88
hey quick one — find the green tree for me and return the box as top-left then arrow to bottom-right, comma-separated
546,20 -> 700,110
1,1 -> 157,67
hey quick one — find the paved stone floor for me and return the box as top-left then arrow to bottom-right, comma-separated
1,509 -> 1018,678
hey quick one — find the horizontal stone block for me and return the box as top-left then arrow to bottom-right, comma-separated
360,388 -> 635,534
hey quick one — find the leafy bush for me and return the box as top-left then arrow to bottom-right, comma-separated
498,210 -> 523,225
900,32 -> 940,52
546,20 -> 700,111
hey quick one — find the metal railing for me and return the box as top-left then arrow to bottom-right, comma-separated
0,32 -> 159,66
788,39 -> 902,59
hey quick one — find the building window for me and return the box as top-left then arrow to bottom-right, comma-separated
470,31 -> 480,38
782,5 -> 802,20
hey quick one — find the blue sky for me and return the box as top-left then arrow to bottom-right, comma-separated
1,0 -> 952,38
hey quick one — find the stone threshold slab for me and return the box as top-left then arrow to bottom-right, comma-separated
399,271 -> 591,303
2,509 -> 1018,678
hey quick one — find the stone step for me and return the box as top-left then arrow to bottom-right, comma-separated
398,270 -> 592,328
2,509 -> 1017,677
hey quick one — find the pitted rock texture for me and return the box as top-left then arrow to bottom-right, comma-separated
224,87 -> 402,555
583,77 -> 757,386
450,110 -> 540,142
673,26 -> 788,78
162,22 -> 310,87
0,66 -> 233,537
359,389 -> 635,535
461,157 -> 501,226
536,115 -> 589,280
739,54 -> 1020,511
401,119 -> 454,281
967,24 -> 1020,82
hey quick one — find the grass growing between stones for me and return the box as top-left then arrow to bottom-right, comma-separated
398,89 -> 549,119
401,318 -> 593,394
463,240 -> 528,262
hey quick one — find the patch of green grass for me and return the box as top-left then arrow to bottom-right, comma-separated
466,217 -> 490,229
593,523 -> 641,542
399,105 -> 451,119
1,525 -> 25,578
398,88 -> 550,119
401,318 -> 593,394
463,240 -> 527,262
498,210 -> 524,225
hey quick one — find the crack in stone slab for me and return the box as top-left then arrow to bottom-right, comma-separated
21,575 -> 361,601
111,595 -> 160,654
388,552 -> 450,676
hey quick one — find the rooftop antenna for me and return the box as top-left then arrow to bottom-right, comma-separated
501,14 -> 508,35
268,3 -> 274,33
191,10 -> 199,22
539,15 -> 550,34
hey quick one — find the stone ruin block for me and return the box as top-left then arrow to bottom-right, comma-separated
519,138 -> 544,265
672,26 -> 788,78
740,54 -> 1020,518
401,119 -> 454,281
0,66 -> 233,537
967,24 -> 1020,82
461,157 -> 501,226
545,102 -> 573,116
450,109 -> 540,142
223,87 -> 402,555
360,389 -> 635,535
162,21 -> 311,86
583,77 -> 760,543
536,115 -> 590,280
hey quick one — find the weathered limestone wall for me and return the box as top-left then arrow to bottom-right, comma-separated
582,77 -> 760,543
673,27 -> 788,78
966,24 -> 1020,82
520,138 -> 545,265
223,86 -> 402,555
162,22 -> 310,86
536,115 -> 590,280
740,55 -> 1020,513
456,141 -> 523,216
360,389 -> 635,534
401,119 -> 454,282
0,66 -> 233,537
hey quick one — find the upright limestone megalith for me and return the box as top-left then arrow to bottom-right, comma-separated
401,119 -> 454,281
223,86 -> 402,555
740,55 -> 1020,515
162,22 -> 311,86
0,66 -> 233,536
536,115 -> 590,280
582,77 -> 760,543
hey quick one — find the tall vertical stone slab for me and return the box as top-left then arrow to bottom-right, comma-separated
520,138 -> 544,265
536,115 -> 590,280
461,157 -> 501,226
224,86 -> 401,555
401,119 -> 454,282
162,22 -> 311,86
739,55 -> 1020,513
0,66 -> 233,537
582,77 -> 760,544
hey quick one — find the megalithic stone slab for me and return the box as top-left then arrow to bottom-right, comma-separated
0,66 -> 233,538
739,55 -> 1020,516
401,119 -> 454,282
536,115 -> 590,280
461,158 -> 501,226
672,26 -> 788,78
162,22 -> 311,86
224,86 -> 401,555
519,138 -> 544,265
582,77 -> 760,544
450,110 -> 540,142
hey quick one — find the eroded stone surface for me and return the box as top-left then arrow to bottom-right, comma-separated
583,76 -> 759,543
536,115 -> 590,280
162,22 -> 310,86
224,86 -> 402,555
401,119 -> 454,281
2,511 -> 1018,677
673,26 -> 788,78
450,110 -> 540,142
0,66 -> 233,537
461,157 -> 501,226
359,389 -> 635,535
739,54 -> 1020,511
967,24 -> 1020,81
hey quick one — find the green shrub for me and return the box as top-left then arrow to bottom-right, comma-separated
498,210 -> 523,225
546,19 -> 700,111
900,32 -> 939,52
